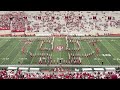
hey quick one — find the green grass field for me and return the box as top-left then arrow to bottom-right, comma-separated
0,37 -> 120,65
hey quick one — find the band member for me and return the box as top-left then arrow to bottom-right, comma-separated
39,60 -> 42,64
21,47 -> 25,54
96,48 -> 100,54
102,61 -> 103,65
29,52 -> 33,57
92,42 -> 95,46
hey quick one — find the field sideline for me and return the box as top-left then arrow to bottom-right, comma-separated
0,37 -> 120,65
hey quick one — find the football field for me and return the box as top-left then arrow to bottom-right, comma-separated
0,37 -> 120,65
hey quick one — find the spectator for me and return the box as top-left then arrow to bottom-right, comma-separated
0,11 -> 119,36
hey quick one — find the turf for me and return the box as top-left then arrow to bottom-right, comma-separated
0,37 -> 120,65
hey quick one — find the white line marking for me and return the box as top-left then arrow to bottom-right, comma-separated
11,42 -> 28,64
30,41 -> 41,64
104,39 -> 120,64
86,42 -> 101,65
20,40 -> 36,64
1,41 -> 21,64
95,42 -> 111,65
101,39 -> 120,64
79,41 -> 90,65
0,39 -> 14,58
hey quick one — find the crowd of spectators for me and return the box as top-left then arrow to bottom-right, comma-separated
0,11 -> 120,34
0,67 -> 119,79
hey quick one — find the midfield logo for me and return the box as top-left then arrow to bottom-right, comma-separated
54,45 -> 64,51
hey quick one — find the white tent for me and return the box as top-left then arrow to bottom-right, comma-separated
105,68 -> 116,71
94,68 -> 104,71
19,68 -> 28,71
7,67 -> 17,70
82,68 -> 92,71
30,68 -> 40,71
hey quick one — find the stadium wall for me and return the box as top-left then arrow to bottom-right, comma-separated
0,30 -> 11,36
35,33 -> 51,36
25,32 -> 35,36
11,32 -> 25,36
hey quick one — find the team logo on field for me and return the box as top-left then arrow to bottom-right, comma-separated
54,45 -> 64,51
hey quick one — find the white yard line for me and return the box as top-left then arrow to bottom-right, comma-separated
66,36 -> 68,49
0,39 -> 10,48
76,40 -> 80,48
10,42 -> 27,64
96,43 -> 111,65
88,41 -> 111,65
52,37 -> 54,49
104,39 -> 120,64
66,37 -> 69,61
10,50 -> 23,64
114,41 -> 120,47
0,39 -> 14,57
113,41 -> 120,62
40,41 -> 43,48
79,41 -> 91,65
101,40 -> 120,64
30,41 -> 41,64
86,42 -> 101,65
20,40 -> 36,64
52,37 -> 54,63
1,41 -> 21,64
105,40 -> 120,55
97,41 -> 112,65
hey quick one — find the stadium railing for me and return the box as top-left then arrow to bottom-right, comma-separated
0,65 -> 120,68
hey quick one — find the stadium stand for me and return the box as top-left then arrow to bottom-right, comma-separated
0,67 -> 119,79
0,11 -> 120,36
